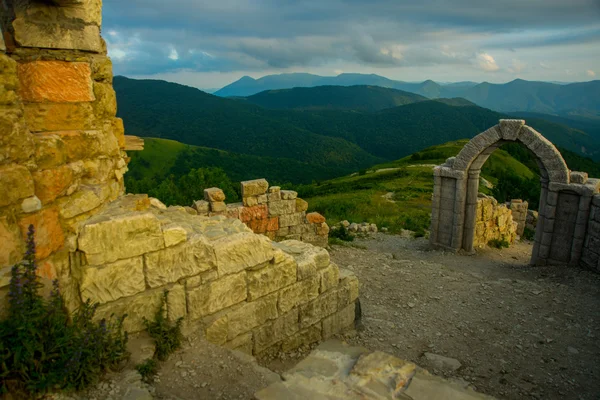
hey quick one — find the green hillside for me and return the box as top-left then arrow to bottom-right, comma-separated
243,85 -> 427,111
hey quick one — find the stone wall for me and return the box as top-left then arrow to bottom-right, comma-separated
74,194 -> 358,355
509,199 -> 528,237
190,179 -> 329,247
0,0 -> 127,311
581,195 -> 600,272
473,194 -> 518,248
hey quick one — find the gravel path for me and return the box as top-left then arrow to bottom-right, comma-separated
329,234 -> 600,400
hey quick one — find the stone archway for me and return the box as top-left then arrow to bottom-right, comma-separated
429,119 -> 599,266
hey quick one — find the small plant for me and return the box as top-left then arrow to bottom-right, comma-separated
488,238 -> 510,249
522,227 -> 535,241
329,224 -> 354,242
135,358 -> 158,383
0,225 -> 129,397
143,290 -> 183,361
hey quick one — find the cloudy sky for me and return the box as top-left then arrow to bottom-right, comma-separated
102,0 -> 600,89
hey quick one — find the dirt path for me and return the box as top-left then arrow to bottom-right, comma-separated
327,234 -> 600,400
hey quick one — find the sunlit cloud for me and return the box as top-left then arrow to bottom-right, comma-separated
475,53 -> 500,72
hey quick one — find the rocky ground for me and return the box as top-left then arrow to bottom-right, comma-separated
324,234 -> 600,400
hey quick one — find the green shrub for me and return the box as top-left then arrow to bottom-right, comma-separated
144,291 -> 183,361
135,358 -> 158,383
488,238 -> 510,249
329,225 -> 354,242
0,225 -> 129,397
522,227 -> 535,241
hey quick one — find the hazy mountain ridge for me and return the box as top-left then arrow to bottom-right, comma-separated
215,73 -> 600,117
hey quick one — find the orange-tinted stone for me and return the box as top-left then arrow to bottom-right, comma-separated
306,212 -> 326,224
18,61 -> 94,103
19,207 -> 65,260
266,217 -> 279,232
240,205 -> 268,223
248,218 -> 268,234
0,164 -> 35,207
32,165 -> 74,204
112,117 -> 125,148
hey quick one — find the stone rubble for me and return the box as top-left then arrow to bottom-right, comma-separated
473,194 -> 518,248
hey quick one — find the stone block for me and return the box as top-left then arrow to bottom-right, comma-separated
0,164 -> 35,207
78,211 -> 165,265
162,224 -> 187,247
212,232 -> 274,276
281,324 -> 322,352
254,309 -> 299,354
279,212 -> 305,227
51,130 -> 119,162
0,217 -> 24,268
296,198 -> 308,212
316,222 -> 330,236
187,272 -> 247,320
57,187 -> 104,218
278,275 -> 320,314
205,314 -> 229,345
571,171 -> 588,184
144,234 -> 215,288
241,179 -> 269,197
243,196 -> 258,207
322,303 -> 356,339
210,201 -> 226,213
19,206 -> 64,260
268,191 -> 281,202
94,289 -> 163,333
240,205 -> 268,222
80,257 -> 145,304
319,263 -> 340,293
299,289 -> 339,329
25,103 -> 96,132
204,187 -> 226,202
247,252 -> 297,301
165,284 -> 187,323
268,199 -> 296,216
306,212 -> 326,224
269,186 -> 281,193
257,194 -> 268,204
32,164 -> 75,204
227,293 -> 278,339
499,119 -> 525,140
18,61 -> 94,103
224,332 -> 253,354
281,190 -> 298,200
192,200 -> 210,214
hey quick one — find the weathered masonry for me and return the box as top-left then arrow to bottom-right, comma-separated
430,120 -> 600,269
0,0 -> 359,354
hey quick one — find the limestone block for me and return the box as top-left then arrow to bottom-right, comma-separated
247,251 -> 297,301
187,272 -> 247,319
316,222 -> 330,236
0,109 -> 35,165
80,257 -> 146,304
210,201 -> 226,213
57,187 -> 103,218
257,194 -> 268,204
269,186 -> 281,193
161,224 -> 187,247
337,269 -> 359,307
17,61 -> 94,103
94,289 -> 164,333
212,232 -> 274,276
322,303 -> 356,339
299,289 -> 339,329
571,171 -> 588,184
205,314 -> 229,345
279,190 -> 297,200
167,284 -> 187,323
32,134 -> 67,169
243,196 -> 258,207
254,309 -> 300,354
0,164 -> 35,207
204,187 -> 226,202
32,164 -> 75,204
192,200 -> 210,214
0,217 -> 24,269
279,212 -> 305,227
227,293 -> 278,339
278,275 -> 320,314
144,234 -> 215,288
149,197 -> 167,210
319,263 -> 340,293
19,206 -> 65,260
241,179 -> 269,197
92,82 -> 117,118
268,191 -> 281,202
25,103 -> 96,133
240,205 -> 268,222
281,324 -> 322,352
78,211 -> 165,265
224,332 -> 253,354
296,198 -> 309,212
268,199 -> 296,216
306,212 -> 326,224
499,119 -> 525,140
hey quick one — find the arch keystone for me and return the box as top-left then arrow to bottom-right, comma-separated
499,119 -> 525,141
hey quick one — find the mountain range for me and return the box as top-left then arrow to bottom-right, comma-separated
215,73 -> 600,117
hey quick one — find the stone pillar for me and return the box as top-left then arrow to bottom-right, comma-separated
462,170 -> 480,253
0,0 -> 127,306
509,199 -> 528,237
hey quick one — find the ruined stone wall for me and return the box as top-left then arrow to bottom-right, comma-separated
580,195 -> 600,272
0,0 -> 127,310
509,199 -> 528,237
473,194 -> 518,248
190,179 -> 329,247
